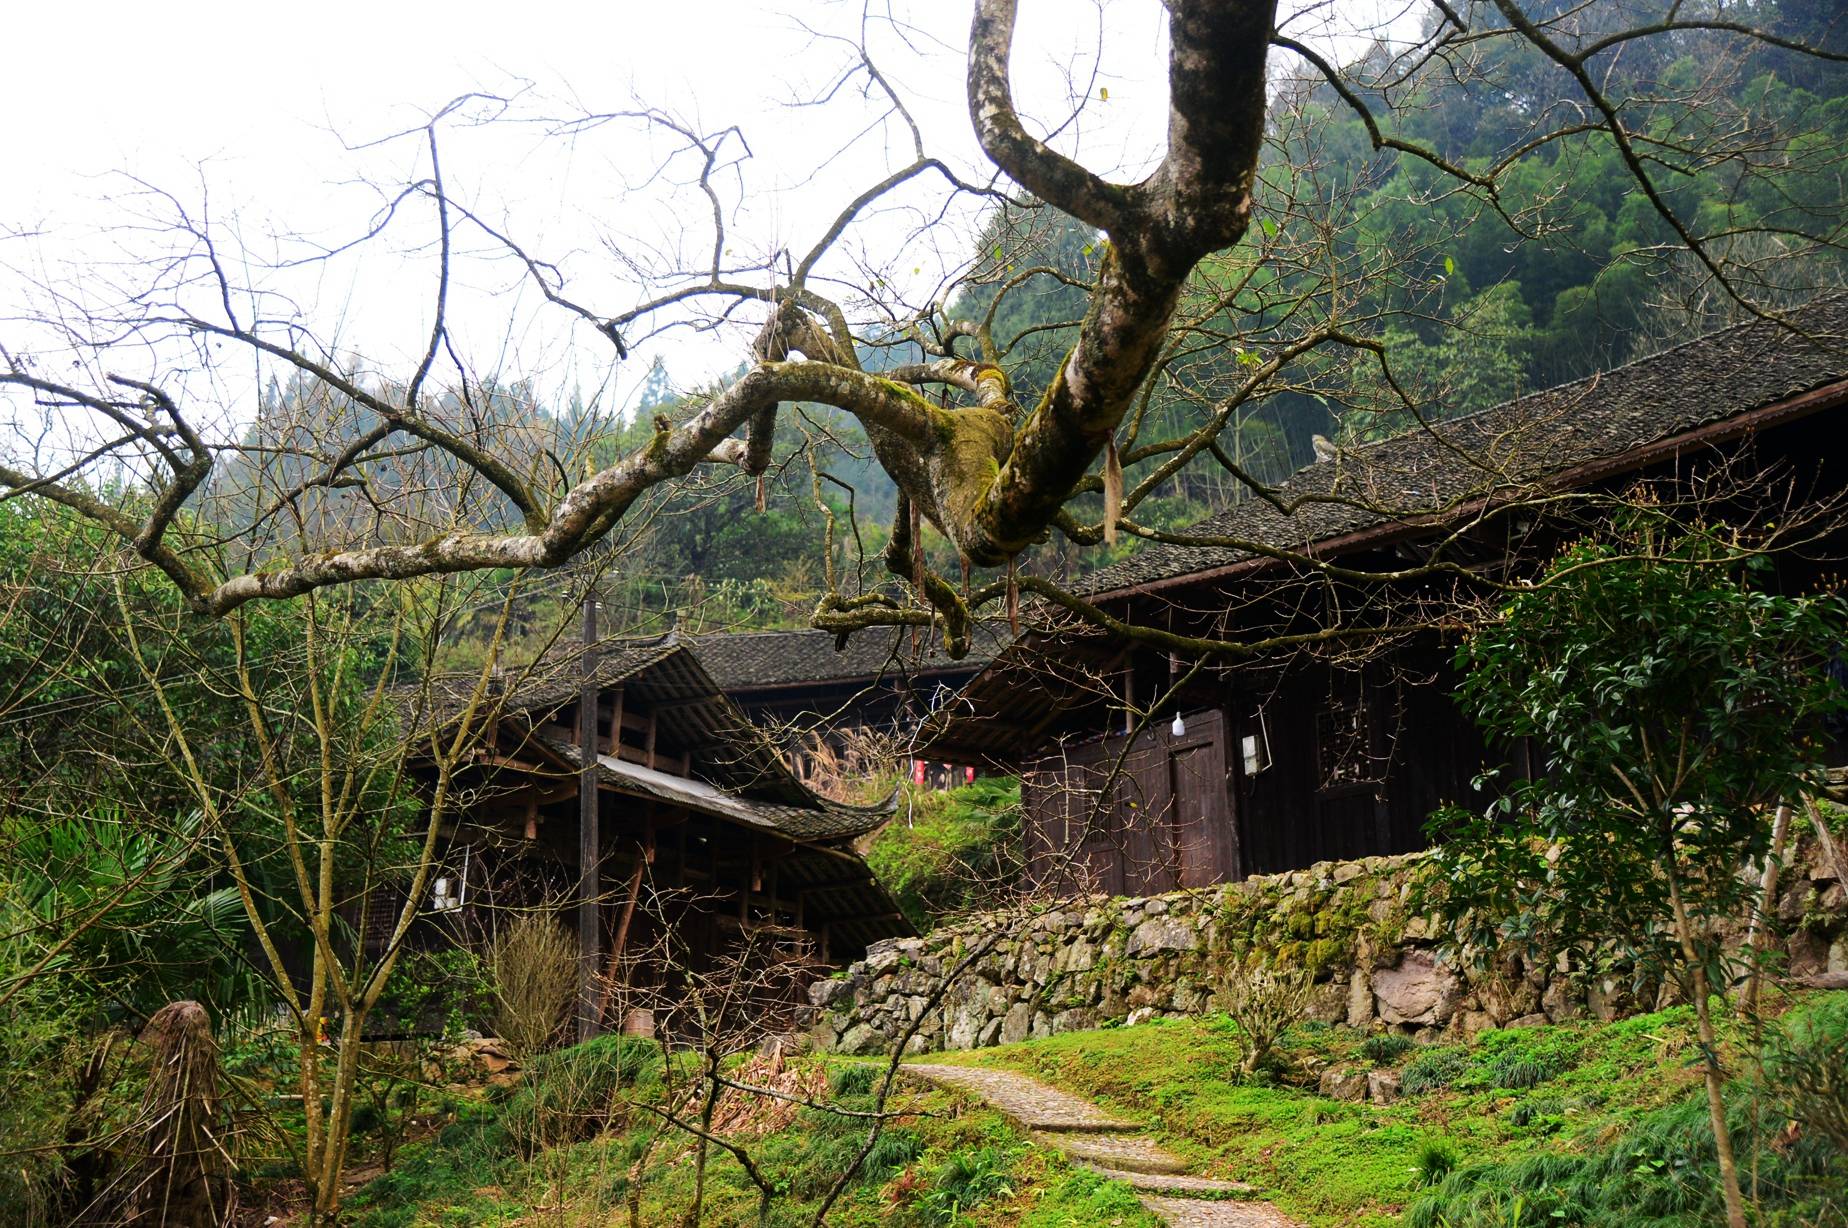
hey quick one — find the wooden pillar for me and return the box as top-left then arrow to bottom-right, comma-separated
576,594 -> 602,1042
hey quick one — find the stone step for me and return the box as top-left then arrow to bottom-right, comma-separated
1036,1130 -> 1189,1175
902,1063 -> 1141,1133
1139,1193 -> 1306,1227
1078,1164 -> 1255,1197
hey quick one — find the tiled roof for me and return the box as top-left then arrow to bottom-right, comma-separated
1078,298 -> 1848,596
534,734 -> 893,841
687,623 -> 1006,691
429,635 -> 895,844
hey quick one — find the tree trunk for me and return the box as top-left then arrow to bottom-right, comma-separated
1804,795 -> 1848,885
1667,871 -> 1748,1228
1740,801 -> 1791,1018
129,1002 -> 235,1228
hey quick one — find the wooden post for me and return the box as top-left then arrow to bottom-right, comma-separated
576,593 -> 602,1042
644,710 -> 658,769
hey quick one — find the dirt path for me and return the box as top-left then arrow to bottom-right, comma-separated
903,1063 -> 1303,1228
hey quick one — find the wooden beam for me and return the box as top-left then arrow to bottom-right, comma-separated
577,597 -> 602,1043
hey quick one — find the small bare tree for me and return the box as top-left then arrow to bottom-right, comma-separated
489,911 -> 578,1057
1219,959 -> 1316,1077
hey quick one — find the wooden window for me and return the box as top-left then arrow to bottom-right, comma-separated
1316,678 -> 1378,792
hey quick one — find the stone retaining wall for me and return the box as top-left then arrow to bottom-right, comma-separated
809,840 -> 1848,1056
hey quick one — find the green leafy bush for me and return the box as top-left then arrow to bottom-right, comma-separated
1359,1032 -> 1416,1064
1485,1054 -> 1555,1090
1417,1140 -> 1457,1187
1401,1046 -> 1471,1095
1761,996 -> 1848,1153
830,1061 -> 879,1098
1407,1085 -> 1847,1227
919,1145 -> 1016,1224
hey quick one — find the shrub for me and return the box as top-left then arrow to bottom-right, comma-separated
863,1126 -> 923,1177
830,1062 -> 878,1098
1762,996 -> 1848,1153
1486,1055 -> 1554,1090
919,1145 -> 1015,1224
1507,1096 -> 1565,1130
503,1034 -> 661,1149
867,779 -> 1023,925
1416,1140 -> 1457,1188
1401,1046 -> 1471,1095
1360,1032 -> 1416,1064
1219,960 -> 1316,1076
486,912 -> 576,1055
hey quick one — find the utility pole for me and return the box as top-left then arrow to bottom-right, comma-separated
577,589 -> 602,1041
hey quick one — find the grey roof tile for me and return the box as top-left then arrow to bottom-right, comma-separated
1079,299 -> 1848,596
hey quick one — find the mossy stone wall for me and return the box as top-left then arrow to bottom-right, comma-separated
810,843 -> 1848,1055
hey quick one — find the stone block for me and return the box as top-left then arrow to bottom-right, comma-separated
1128,915 -> 1197,957
1787,930 -> 1829,979
1346,968 -> 1374,1029
1458,1010 -> 1496,1040
1541,979 -> 1584,1023
838,1023 -> 882,1055
1306,980 -> 1348,1024
1367,1069 -> 1402,1105
1320,1067 -> 1368,1101
1372,952 -> 1459,1026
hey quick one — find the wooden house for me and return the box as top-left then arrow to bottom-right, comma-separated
395,635 -> 913,1037
922,303 -> 1848,895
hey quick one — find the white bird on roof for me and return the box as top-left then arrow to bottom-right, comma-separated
1311,433 -> 1341,464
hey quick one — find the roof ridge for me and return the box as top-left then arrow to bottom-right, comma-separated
1271,301 -> 1845,487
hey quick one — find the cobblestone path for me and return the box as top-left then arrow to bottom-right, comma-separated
903,1063 -> 1304,1228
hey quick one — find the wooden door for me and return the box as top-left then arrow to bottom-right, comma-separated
1022,709 -> 1237,896
1168,732 -> 1234,886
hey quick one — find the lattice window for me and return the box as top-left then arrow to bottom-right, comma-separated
1316,682 -> 1376,791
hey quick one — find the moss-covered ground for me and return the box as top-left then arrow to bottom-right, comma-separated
329,991 -> 1844,1226
340,1055 -> 1160,1228
866,779 -> 1022,929
928,991 -> 1848,1227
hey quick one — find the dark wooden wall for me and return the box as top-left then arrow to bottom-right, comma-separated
1230,648 -> 1485,877
1019,644 -> 1489,890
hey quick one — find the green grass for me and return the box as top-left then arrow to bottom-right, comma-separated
867,779 -> 1022,927
342,1043 -> 1160,1228
338,996 -> 1847,1225
930,993 -> 1848,1227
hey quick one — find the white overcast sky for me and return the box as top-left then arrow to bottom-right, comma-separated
1,0 -> 1397,433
